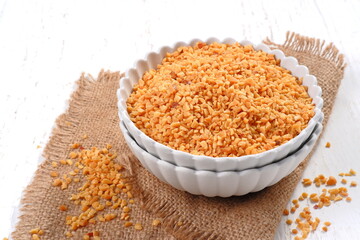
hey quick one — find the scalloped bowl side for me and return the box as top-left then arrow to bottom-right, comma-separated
120,120 -> 323,197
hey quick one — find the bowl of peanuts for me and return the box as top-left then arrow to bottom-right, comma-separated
120,120 -> 323,197
117,38 -> 324,172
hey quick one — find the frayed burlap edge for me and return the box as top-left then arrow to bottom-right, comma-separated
264,31 -> 346,71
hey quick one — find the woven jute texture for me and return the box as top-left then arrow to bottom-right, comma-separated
12,32 -> 345,240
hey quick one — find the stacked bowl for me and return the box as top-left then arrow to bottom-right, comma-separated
117,38 -> 324,197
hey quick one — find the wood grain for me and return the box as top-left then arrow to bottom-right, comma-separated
0,0 -> 359,239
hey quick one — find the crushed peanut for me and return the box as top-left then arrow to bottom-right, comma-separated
152,219 -> 161,226
69,152 -> 77,159
59,205 -> 68,211
283,209 -> 289,216
325,142 -> 331,148
326,176 -> 337,186
134,223 -> 143,230
50,171 -> 59,177
29,228 -> 41,234
32,234 -> 40,240
290,207 -> 296,213
127,42 -> 314,157
286,219 -> 293,225
350,181 -> 357,187
302,179 -> 312,187
124,221 -> 133,227
71,143 -> 80,149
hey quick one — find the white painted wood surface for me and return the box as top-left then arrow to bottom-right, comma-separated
0,0 -> 359,239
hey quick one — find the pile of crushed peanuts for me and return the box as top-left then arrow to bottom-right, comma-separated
283,169 -> 357,240
127,42 -> 315,157
27,142 -> 162,240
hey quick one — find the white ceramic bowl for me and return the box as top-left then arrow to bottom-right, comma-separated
117,37 -> 324,171
120,120 -> 323,197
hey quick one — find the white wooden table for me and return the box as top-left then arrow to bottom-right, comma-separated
0,0 -> 359,239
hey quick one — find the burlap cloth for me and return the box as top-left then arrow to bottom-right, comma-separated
12,32 -> 346,240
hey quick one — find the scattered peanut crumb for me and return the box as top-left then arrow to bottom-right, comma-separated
29,228 -> 40,234
302,178 -> 312,186
50,171 -> 59,177
134,223 -> 143,230
152,219 -> 161,227
52,178 -> 62,187
32,234 -> 40,240
51,161 -> 58,168
59,205 -> 68,211
287,171 -> 356,239
177,221 -> 183,226
36,145 -> 41,149
124,222 -> 133,227
71,143 -> 80,149
290,207 -> 296,213
283,209 -> 289,216
69,152 -> 77,159
325,142 -> 331,148
326,176 -> 337,186
82,134 -> 88,139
